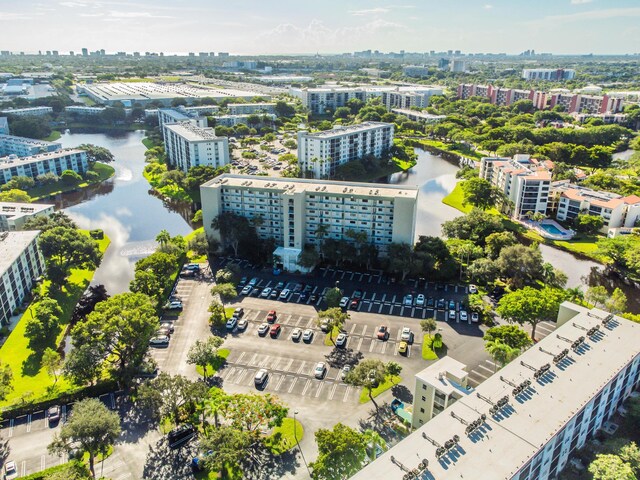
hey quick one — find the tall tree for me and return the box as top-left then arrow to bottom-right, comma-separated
39,227 -> 102,286
483,325 -> 532,350
137,373 -> 208,422
48,398 -> 121,478
485,338 -> 521,370
588,454 -> 636,480
605,288 -> 628,314
496,244 -> 545,289
71,292 -> 158,383
0,361 -> 13,401
317,307 -> 349,344
187,336 -> 224,381
386,243 -> 416,280
497,287 -> 566,341
42,348 -> 63,385
25,297 -> 62,348
211,212 -> 254,257
461,177 -> 502,211
77,144 -> 114,163
155,229 -> 171,248
200,426 -> 252,474
223,392 -> 288,436
420,318 -> 437,338
586,285 -> 608,309
345,359 -> 386,412
310,423 -> 368,480
210,283 -> 237,320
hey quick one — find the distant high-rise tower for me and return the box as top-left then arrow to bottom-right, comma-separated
82,48 -> 88,56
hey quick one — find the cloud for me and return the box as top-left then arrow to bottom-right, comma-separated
570,0 -> 593,4
543,7 -> 640,23
107,10 -> 173,18
349,8 -> 390,16
60,1 -> 88,6
484,4 -> 493,9
0,12 -> 32,20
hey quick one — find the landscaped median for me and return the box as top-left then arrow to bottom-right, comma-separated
421,335 -> 439,361
0,231 -> 110,410
358,375 -> 402,404
195,349 -> 231,377
264,417 -> 304,455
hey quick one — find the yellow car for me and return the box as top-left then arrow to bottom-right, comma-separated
398,341 -> 408,354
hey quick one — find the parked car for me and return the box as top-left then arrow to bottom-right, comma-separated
448,300 -> 456,310
150,335 -> 170,347
270,324 -> 282,337
237,318 -> 248,331
341,365 -> 351,381
377,325 -> 389,340
469,284 -> 478,294
254,368 -> 268,387
248,277 -> 259,287
279,289 -> 291,301
314,362 -> 326,379
436,298 -> 446,310
350,299 -> 359,310
166,301 -> 183,310
471,312 -> 479,323
299,291 -> 309,301
401,327 -> 413,343
291,327 -> 302,341
233,307 -> 244,318
3,461 -> 18,480
415,294 -> 425,306
241,285 -> 252,295
260,287 -> 272,298
339,296 -> 350,309
48,405 -> 61,424
157,326 -> 173,337
403,294 -> 413,306
184,263 -> 200,271
238,277 -> 247,287
304,284 -> 314,293
336,333 -> 348,348
302,329 -> 314,342
226,317 -> 238,330
168,424 -> 196,449
320,320 -> 330,332
270,289 -> 280,299
448,310 -> 457,321
160,322 -> 175,333
257,323 -> 270,336
398,341 -> 408,354
267,310 -> 277,322
459,310 -> 468,322
427,297 -> 435,308
275,281 -> 285,290
250,287 -> 261,297
353,289 -> 363,299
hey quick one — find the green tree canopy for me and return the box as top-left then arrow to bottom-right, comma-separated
497,286 -> 565,340
310,423 -> 368,480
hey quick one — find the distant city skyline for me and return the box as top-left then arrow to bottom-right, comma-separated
1,0 -> 640,55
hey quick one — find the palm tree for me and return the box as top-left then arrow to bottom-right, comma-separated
565,286 -> 584,304
485,339 -> 520,371
156,229 -> 171,248
315,223 -> 329,258
362,429 -> 387,462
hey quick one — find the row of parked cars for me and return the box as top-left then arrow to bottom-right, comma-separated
238,277 -> 318,303
149,294 -> 182,347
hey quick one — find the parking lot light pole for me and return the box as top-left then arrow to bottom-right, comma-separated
293,410 -> 312,477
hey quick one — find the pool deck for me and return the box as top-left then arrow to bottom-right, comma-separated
520,219 -> 576,240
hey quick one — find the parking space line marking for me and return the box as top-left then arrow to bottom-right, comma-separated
288,377 -> 298,393
357,337 -> 364,350
328,383 -> 338,400
21,460 -> 26,476
349,272 -> 354,281
295,316 -> 303,327
343,386 -> 351,402
41,455 -> 46,471
284,358 -> 294,372
378,303 -> 383,313
248,353 -> 258,366
302,379 -> 312,396
350,324 -> 357,334
26,413 -> 32,433
236,369 -> 248,385
478,364 -> 494,374
368,302 -> 373,312
361,325 -> 367,336
306,318 -> 315,328
110,393 -> 116,409
297,361 -> 306,375
275,375 -> 286,391
315,382 -> 325,398
369,341 -> 375,353
407,346 -> 411,358
393,347 -> 398,356
237,351 -> 247,364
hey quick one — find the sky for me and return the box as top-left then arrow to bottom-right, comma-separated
1,0 -> 640,55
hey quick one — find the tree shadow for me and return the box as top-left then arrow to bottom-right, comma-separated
117,397 -> 157,445
142,437 -> 198,479
324,348 -> 363,369
357,402 -> 405,445
241,446 -> 300,480
391,384 -> 413,404
435,344 -> 448,357
0,436 -> 10,464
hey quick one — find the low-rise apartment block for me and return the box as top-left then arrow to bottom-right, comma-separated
227,103 -> 276,115
402,65 -> 430,77
201,174 -> 417,271
551,181 -> 640,232
0,202 -> 54,231
391,109 -> 446,124
480,155 -> 552,219
214,114 -> 276,127
458,84 -> 548,109
0,107 -> 53,117
0,117 -> 8,135
549,92 -> 623,114
572,112 -> 628,124
297,122 -> 394,178
351,303 -> 640,480
381,87 -> 442,110
0,149 -> 88,185
0,134 -> 61,158
0,231 -> 46,325
163,122 -> 230,172
522,68 -> 576,81
65,105 -> 107,116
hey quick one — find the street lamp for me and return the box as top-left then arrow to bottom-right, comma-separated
293,410 -> 312,477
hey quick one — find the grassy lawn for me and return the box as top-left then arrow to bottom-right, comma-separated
28,163 -> 115,201
359,375 -> 402,404
143,163 -> 195,202
42,130 -> 62,142
422,335 -> 438,360
195,349 -> 231,377
264,418 -> 304,455
0,231 -> 110,408
442,183 -> 473,214
142,137 -> 158,149
185,227 -> 207,263
411,138 -> 484,160
324,326 -> 341,346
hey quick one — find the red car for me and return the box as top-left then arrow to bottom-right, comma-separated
377,325 -> 389,340
267,310 -> 277,323
270,324 -> 281,337
350,299 -> 359,310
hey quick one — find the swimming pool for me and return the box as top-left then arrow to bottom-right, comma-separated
539,223 -> 565,235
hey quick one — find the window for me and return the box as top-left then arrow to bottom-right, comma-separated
421,396 -> 426,401
420,408 -> 425,413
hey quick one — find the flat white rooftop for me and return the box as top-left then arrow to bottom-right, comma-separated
0,148 -> 85,167
415,357 -> 469,397
351,305 -> 640,480
0,202 -> 53,219
0,230 -> 39,274
302,121 -> 392,139
82,82 -> 265,102
165,122 -> 222,142
202,174 -> 417,199
392,109 -> 447,120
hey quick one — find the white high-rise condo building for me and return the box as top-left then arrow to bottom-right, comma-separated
0,134 -> 61,158
0,231 -> 45,325
351,302 -> 640,480
297,122 -> 394,179
480,155 -> 552,219
163,122 -> 230,173
201,174 -> 417,271
0,149 -> 88,185
0,202 -> 54,231
157,108 -> 208,140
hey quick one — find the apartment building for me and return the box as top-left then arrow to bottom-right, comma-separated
0,117 -> 8,135
163,122 -> 230,172
0,231 -> 46,325
457,83 -> 491,100
227,103 -> 276,115
551,181 -> 640,232
391,109 -> 446,124
297,122 -> 394,179
412,357 -> 470,429
549,93 -> 624,114
214,114 -> 276,127
522,68 -> 576,81
290,86 -> 442,114
402,65 -> 430,77
572,112 -> 628,124
351,303 -> 640,480
0,134 -> 61,158
0,149 -> 88,185
480,155 -> 552,219
157,107 -> 208,141
65,106 -> 107,116
458,84 -> 549,109
0,107 -> 53,117
449,59 -> 466,73
0,202 -> 54,231
200,174 -> 417,271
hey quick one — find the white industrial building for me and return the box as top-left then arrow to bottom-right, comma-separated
480,155 -> 552,219
297,122 -> 394,179
0,107 -> 53,117
201,174 -> 417,271
0,134 -> 61,158
522,68 -> 576,81
402,65 -> 430,77
0,202 -> 54,231
163,122 -> 230,173
0,149 -> 88,185
0,231 -> 46,325
352,303 -> 640,480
